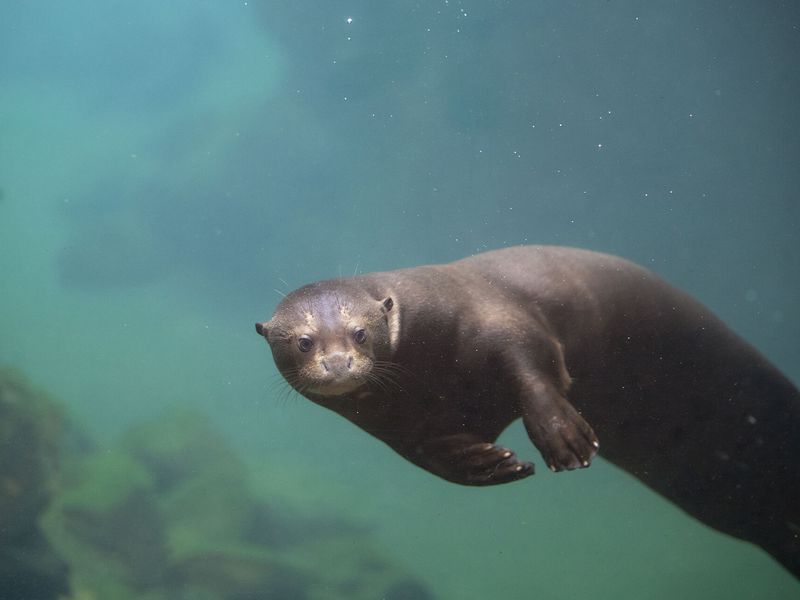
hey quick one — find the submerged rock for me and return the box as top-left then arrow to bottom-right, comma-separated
120,410 -> 433,599
0,385 -> 435,600
0,367 -> 69,600
167,547 -> 310,600
49,452 -> 168,590
122,408 -> 245,493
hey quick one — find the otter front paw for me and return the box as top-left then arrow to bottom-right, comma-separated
523,401 -> 599,472
418,436 -> 535,486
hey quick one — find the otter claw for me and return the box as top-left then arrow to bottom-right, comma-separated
420,436 -> 535,486
462,442 -> 534,484
523,395 -> 599,473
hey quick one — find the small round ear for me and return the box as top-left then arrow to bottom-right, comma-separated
255,321 -> 270,337
381,297 -> 394,312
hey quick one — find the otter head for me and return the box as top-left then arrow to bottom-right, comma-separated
255,284 -> 396,398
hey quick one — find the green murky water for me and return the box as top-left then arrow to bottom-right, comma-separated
1,2 -> 798,598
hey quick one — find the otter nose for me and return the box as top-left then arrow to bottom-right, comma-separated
323,352 -> 353,376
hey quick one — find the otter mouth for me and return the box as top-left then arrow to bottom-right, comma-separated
306,377 -> 366,397
302,354 -> 373,397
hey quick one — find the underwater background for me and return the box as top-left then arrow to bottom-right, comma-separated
1,1 -> 798,598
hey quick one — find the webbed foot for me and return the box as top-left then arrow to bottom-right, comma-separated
523,396 -> 599,472
417,435 -> 534,486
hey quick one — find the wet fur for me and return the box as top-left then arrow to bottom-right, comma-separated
256,245 -> 800,578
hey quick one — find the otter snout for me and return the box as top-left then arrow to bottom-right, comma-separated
322,352 -> 354,376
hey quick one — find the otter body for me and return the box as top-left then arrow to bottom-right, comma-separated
255,246 -> 800,577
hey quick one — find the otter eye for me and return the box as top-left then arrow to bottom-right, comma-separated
297,335 -> 314,352
354,328 -> 367,344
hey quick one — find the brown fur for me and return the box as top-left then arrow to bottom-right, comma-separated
256,246 -> 800,578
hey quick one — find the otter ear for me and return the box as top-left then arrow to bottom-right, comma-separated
382,297 -> 400,352
255,320 -> 270,338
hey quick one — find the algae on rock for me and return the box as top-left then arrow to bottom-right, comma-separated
0,369 -> 434,600
0,367 -> 69,600
41,406 -> 436,600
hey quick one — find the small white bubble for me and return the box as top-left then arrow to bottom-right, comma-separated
346,16 -> 353,24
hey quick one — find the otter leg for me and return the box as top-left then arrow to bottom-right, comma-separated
520,377 -> 599,472
412,434 -> 535,486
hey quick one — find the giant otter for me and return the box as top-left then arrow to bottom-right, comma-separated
254,246 -> 800,578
